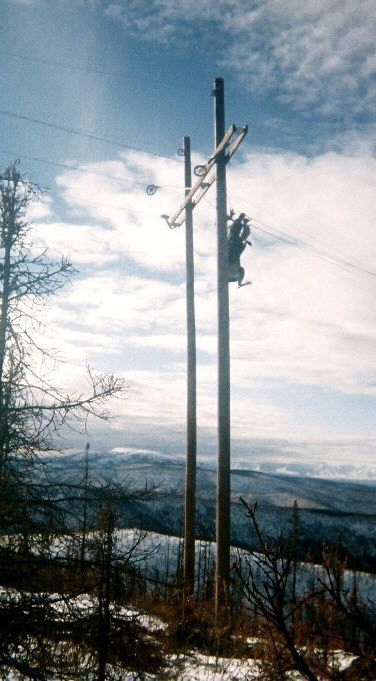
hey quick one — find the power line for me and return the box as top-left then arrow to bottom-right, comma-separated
34,183 -> 182,222
53,176 -> 376,281
226,192 -> 376,280
50,189 -> 180,215
0,108 -> 175,160
249,214 -> 376,280
239,195 -> 368,271
0,149 -> 141,185
2,138 -> 373,281
26,180 -> 376,281
0,149 -> 183,193
0,150 -> 183,214
65,190 -> 179,213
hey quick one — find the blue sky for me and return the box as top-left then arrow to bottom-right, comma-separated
1,0 -> 376,479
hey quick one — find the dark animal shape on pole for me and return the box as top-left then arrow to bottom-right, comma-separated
227,211 -> 252,286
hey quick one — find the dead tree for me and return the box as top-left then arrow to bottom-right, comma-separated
0,162 -> 125,513
0,162 -> 127,679
234,499 -> 322,681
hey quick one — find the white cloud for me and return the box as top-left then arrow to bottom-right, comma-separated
32,146 -> 376,447
103,0 -> 376,115
26,195 -> 53,221
227,151 -> 376,395
52,154 -> 188,273
35,221 -> 119,265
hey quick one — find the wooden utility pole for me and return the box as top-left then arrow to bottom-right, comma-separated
183,136 -> 197,596
212,77 -> 231,614
159,83 -> 247,610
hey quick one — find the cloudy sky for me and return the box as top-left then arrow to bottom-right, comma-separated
1,0 -> 376,479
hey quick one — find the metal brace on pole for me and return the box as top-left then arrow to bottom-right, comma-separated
161,124 -> 248,229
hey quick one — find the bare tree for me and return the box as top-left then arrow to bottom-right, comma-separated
320,542 -> 376,676
234,499 -> 323,681
0,162 -> 130,679
0,162 -> 125,474
0,161 -> 191,680
0,161 -> 126,534
234,498 -> 376,681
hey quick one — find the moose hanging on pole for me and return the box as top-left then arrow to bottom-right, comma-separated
227,210 -> 252,287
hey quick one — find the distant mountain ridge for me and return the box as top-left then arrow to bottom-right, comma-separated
40,449 -> 376,571
44,448 -> 376,511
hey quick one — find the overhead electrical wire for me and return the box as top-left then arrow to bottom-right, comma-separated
0,108 -> 175,160
246,213 -> 376,280
1,106 -> 373,281
0,149 -> 144,186
243,197 -> 371,272
49,190 -> 164,217
36,179 -> 376,281
225,192 -> 376,280
0,148 -> 183,193
4,49 -> 370,281
33,188 -> 186,229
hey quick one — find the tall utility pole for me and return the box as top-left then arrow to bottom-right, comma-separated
159,81 -> 247,608
183,136 -> 197,596
212,77 -> 231,613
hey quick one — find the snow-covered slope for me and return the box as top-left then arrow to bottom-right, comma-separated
40,450 -> 376,570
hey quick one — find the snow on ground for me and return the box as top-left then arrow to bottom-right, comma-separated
4,527 -> 376,606
112,528 -> 376,605
1,530 -> 373,679
165,652 -> 262,680
0,586 -> 361,680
